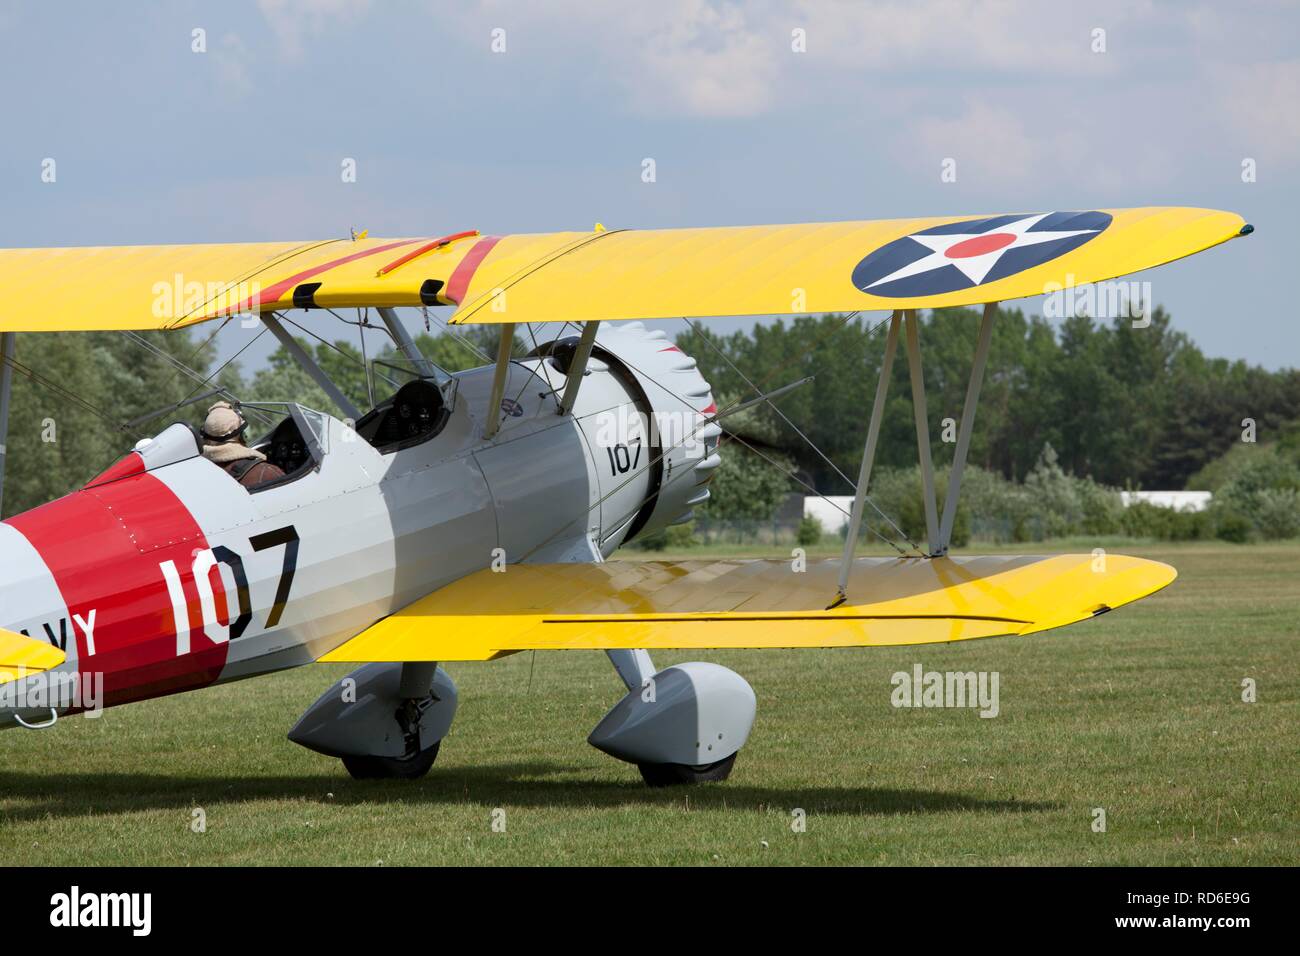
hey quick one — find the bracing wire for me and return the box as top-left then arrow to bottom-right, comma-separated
595,339 -> 922,558
0,353 -> 131,433
680,315 -> 922,554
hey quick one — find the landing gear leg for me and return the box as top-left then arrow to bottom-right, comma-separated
287,661 -> 451,781
342,661 -> 442,780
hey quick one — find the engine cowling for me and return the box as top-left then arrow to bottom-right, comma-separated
533,322 -> 720,552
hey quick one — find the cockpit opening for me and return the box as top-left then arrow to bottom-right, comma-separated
246,415 -> 313,488
352,379 -> 449,453
90,377 -> 452,496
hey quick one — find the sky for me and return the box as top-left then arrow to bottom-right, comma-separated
1,0 -> 1296,374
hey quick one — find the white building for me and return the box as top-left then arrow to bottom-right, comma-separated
804,489 -> 1213,533
804,495 -> 855,534
1119,490 -> 1212,512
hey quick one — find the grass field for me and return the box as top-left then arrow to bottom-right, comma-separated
2,540 -> 1296,866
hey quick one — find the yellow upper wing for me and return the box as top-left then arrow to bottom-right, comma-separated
320,553 -> 1176,663
0,232 -> 518,331
449,207 -> 1248,325
0,207 -> 1246,332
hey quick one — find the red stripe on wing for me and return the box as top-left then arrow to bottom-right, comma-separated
444,236 -> 503,305
202,238 -> 424,317
376,230 -> 479,277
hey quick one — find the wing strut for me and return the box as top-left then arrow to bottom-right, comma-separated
376,307 -> 441,380
262,313 -> 362,421
559,320 -> 600,415
834,302 -> 998,602
484,323 -> 515,438
904,309 -> 941,554
0,332 -> 14,514
937,302 -> 997,555
835,311 -> 901,602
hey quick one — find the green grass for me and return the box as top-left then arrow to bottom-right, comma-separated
2,541 -> 1297,865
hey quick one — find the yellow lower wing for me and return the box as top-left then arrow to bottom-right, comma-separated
0,627 -> 66,684
321,554 -> 1176,663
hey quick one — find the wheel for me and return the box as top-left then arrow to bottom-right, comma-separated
637,752 -> 737,787
342,740 -> 441,780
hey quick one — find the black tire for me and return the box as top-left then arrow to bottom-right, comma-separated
342,740 -> 441,780
637,752 -> 737,787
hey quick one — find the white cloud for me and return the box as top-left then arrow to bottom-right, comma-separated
462,0 -> 781,117
212,32 -> 253,98
897,95 -> 1184,194
907,99 -> 1046,185
452,0 -> 1129,119
1217,59 -> 1300,165
243,0 -> 1300,182
257,0 -> 373,60
630,2 -> 778,117
792,0 -> 1117,75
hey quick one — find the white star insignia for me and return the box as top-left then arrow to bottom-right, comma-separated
865,213 -> 1104,290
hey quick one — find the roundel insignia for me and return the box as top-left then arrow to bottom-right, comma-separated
851,211 -> 1113,298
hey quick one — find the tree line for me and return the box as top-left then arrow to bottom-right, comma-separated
1,307 -> 1296,526
0,325 -> 482,518
677,306 -> 1300,495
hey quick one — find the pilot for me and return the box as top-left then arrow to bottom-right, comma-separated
200,401 -> 286,489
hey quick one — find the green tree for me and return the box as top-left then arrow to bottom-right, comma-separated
2,329 -> 242,517
676,307 -> 1300,496
248,338 -> 370,416
704,441 -> 793,521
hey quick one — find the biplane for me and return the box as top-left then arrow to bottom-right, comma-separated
0,207 -> 1250,784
